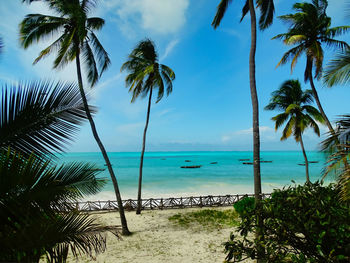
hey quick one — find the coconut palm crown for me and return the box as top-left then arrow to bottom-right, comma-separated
121,39 -> 175,103
20,0 -> 110,87
273,0 -> 350,81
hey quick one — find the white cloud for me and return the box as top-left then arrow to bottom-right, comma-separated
222,126 -> 278,143
103,0 -> 189,36
160,39 -> 179,61
116,122 -> 144,134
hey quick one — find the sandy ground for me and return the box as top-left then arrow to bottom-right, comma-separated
70,207 -> 253,263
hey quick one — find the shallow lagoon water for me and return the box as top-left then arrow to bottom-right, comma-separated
59,151 -> 329,200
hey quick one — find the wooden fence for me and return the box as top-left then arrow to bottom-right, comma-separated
67,193 -> 272,212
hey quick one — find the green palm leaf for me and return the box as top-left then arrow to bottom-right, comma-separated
324,48 -> 350,86
0,151 -> 112,262
0,81 -> 95,158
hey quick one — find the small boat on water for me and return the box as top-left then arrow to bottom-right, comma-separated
181,165 -> 202,169
239,159 -> 250,161
242,162 -> 254,165
210,162 -> 218,164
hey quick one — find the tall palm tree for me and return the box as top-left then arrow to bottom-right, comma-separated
0,81 -> 115,262
265,80 -> 324,183
121,39 -> 175,215
19,0 -> 130,235
212,1 -> 275,261
273,0 -> 350,134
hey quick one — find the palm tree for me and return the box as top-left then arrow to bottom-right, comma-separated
273,0 -> 350,134
19,0 -> 130,235
0,81 -> 115,262
121,39 -> 175,215
265,80 -> 324,183
212,0 -> 275,200
212,1 -> 275,261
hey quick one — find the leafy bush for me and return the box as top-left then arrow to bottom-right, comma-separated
224,182 -> 350,262
233,196 -> 255,216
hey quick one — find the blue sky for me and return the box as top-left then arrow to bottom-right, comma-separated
0,0 -> 349,152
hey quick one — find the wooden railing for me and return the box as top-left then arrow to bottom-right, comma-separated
67,193 -> 272,212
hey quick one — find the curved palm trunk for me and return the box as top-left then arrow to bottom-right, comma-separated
307,61 -> 334,134
136,88 -> 153,215
248,1 -> 263,262
299,135 -> 310,183
75,49 -> 130,235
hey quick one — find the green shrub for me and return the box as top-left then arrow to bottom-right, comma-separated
224,182 -> 350,262
233,196 -> 255,216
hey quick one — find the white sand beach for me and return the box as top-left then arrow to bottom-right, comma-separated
71,207 -> 253,263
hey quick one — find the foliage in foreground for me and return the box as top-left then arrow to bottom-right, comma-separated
169,209 -> 239,230
224,182 -> 350,262
0,150 -> 111,262
0,81 -> 115,262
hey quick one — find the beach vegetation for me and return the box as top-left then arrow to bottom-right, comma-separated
224,182 -> 350,262
121,39 -> 175,215
265,79 -> 324,182
20,0 -> 130,235
0,81 -> 116,262
233,197 -> 255,216
273,0 -> 350,135
168,209 -> 239,230
212,1 -> 276,260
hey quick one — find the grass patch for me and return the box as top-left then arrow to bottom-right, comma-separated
168,208 -> 239,230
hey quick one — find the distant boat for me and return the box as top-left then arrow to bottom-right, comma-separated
210,162 -> 218,164
260,161 -> 273,163
242,162 -> 254,165
185,160 -> 191,162
239,159 -> 250,161
309,161 -> 319,163
298,163 -> 306,166
181,165 -> 202,169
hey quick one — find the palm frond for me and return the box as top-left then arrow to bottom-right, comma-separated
257,0 -> 275,30
240,0 -> 249,22
272,113 -> 289,131
52,29 -> 76,69
87,17 -> 105,30
0,151 -> 112,262
20,14 -> 66,49
324,49 -> 350,87
326,26 -> 350,38
82,41 -> 99,87
212,0 -> 233,29
0,81 -> 95,158
89,32 -> 110,78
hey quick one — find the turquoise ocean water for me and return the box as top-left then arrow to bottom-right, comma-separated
59,151 -> 329,200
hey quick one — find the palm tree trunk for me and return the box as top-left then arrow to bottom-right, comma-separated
75,48 -> 130,235
307,61 -> 334,134
248,1 -> 263,262
136,88 -> 153,215
299,135 -> 310,183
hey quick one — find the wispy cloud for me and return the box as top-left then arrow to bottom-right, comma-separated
160,39 -> 179,61
101,0 -> 189,37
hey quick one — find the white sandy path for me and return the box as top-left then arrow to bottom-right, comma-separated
71,207 -> 253,263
